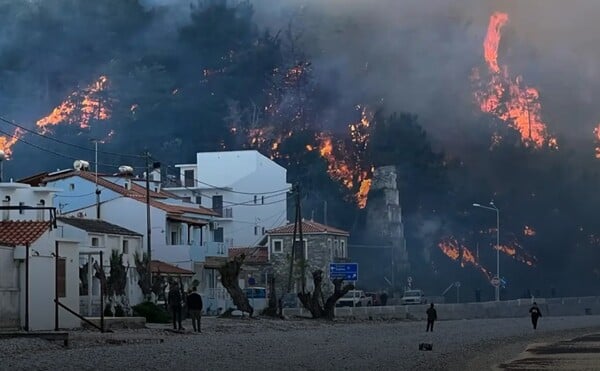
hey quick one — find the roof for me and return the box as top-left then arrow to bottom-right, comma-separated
57,217 -> 142,237
228,246 -> 268,264
17,172 -> 50,186
41,170 -> 218,217
150,260 -> 194,276
0,221 -> 52,247
166,214 -> 208,227
267,220 -> 349,236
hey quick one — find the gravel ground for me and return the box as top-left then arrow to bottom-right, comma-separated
1,315 -> 600,370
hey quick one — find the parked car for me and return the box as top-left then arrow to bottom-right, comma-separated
400,289 -> 427,305
365,292 -> 381,306
336,290 -> 373,307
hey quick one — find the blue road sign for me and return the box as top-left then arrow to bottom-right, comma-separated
329,263 -> 358,281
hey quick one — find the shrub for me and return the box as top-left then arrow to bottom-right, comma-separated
132,301 -> 171,323
114,304 -> 125,317
104,304 -> 113,317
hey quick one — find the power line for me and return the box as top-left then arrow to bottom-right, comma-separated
0,127 -> 146,169
0,115 -> 145,159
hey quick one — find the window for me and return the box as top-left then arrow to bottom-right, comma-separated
122,240 -> 129,254
214,227 -> 224,243
184,170 -> 195,187
2,196 -> 10,221
195,196 -> 202,205
212,195 -> 223,216
340,240 -> 346,258
18,202 -> 24,215
69,183 -> 75,191
170,231 -> 179,245
272,240 -> 283,253
56,258 -> 66,298
91,237 -> 99,247
294,239 -> 308,260
334,240 -> 339,257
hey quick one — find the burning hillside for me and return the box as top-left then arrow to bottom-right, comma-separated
472,12 -> 555,149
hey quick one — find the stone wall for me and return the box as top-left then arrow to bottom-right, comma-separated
283,296 -> 600,320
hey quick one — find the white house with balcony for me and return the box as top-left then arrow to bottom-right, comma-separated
56,216 -> 144,316
19,168 -> 229,296
165,150 -> 291,248
0,182 -> 79,331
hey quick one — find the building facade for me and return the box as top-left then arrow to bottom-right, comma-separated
265,220 -> 349,295
165,150 -> 290,248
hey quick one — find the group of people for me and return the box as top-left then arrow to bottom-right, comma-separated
424,302 -> 543,332
167,283 -> 204,332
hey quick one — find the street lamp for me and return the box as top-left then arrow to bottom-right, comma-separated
473,201 -> 500,301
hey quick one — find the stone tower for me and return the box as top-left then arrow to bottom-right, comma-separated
365,166 -> 410,291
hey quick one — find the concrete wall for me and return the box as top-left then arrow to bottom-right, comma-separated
283,297 -> 600,320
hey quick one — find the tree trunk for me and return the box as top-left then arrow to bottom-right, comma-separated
297,270 -> 354,320
218,254 -> 254,316
263,275 -> 279,317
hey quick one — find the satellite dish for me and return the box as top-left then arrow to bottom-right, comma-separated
118,165 -> 134,175
73,160 -> 90,171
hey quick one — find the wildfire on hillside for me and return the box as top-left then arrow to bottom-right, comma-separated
0,128 -> 25,157
472,12 -> 555,149
318,106 -> 374,208
438,237 -> 492,279
36,75 -> 111,133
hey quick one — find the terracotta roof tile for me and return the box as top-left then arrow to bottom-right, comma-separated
267,220 -> 349,236
0,221 -> 52,247
42,170 -> 218,217
228,246 -> 268,264
150,260 -> 194,275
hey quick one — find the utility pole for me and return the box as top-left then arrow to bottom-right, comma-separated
145,152 -> 152,291
323,200 -> 327,225
287,185 -> 304,293
91,139 -> 101,219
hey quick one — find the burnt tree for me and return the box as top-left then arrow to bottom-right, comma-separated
218,253 -> 254,316
134,252 -> 151,298
297,269 -> 354,320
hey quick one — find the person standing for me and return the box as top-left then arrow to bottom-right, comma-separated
529,302 -> 542,330
187,286 -> 203,333
380,291 -> 388,306
168,283 -> 183,331
426,303 -> 437,332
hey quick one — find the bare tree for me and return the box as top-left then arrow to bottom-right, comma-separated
218,254 -> 254,316
297,269 -> 354,320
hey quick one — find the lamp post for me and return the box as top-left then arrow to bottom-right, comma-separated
473,202 -> 500,301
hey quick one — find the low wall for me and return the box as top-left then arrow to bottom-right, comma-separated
82,317 -> 146,330
282,296 -> 600,320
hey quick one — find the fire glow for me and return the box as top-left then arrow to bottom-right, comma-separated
438,237 -> 492,279
472,12 -> 554,149
0,128 -> 25,157
36,75 -> 111,133
318,107 -> 373,208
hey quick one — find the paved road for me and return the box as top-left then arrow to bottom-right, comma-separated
1,315 -> 600,370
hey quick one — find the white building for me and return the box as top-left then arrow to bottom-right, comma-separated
0,182 -> 79,331
165,150 -> 290,248
21,169 -> 227,296
56,216 -> 144,315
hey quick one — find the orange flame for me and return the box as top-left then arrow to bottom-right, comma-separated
473,12 -> 554,149
318,107 -> 373,208
438,237 -> 492,279
0,128 -> 25,157
36,76 -> 111,133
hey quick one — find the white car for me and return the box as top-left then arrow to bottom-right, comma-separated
336,290 -> 373,307
400,289 -> 427,305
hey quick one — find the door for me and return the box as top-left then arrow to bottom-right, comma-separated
0,247 -> 20,329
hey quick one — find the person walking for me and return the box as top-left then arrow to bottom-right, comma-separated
168,283 -> 184,331
529,302 -> 542,330
187,286 -> 203,333
426,303 -> 437,332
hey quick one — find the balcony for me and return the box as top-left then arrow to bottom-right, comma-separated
190,242 -> 227,261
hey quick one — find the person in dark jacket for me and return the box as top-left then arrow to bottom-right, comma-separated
426,303 -> 437,332
380,291 -> 389,306
168,283 -> 183,330
186,286 -> 203,332
529,302 -> 542,329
